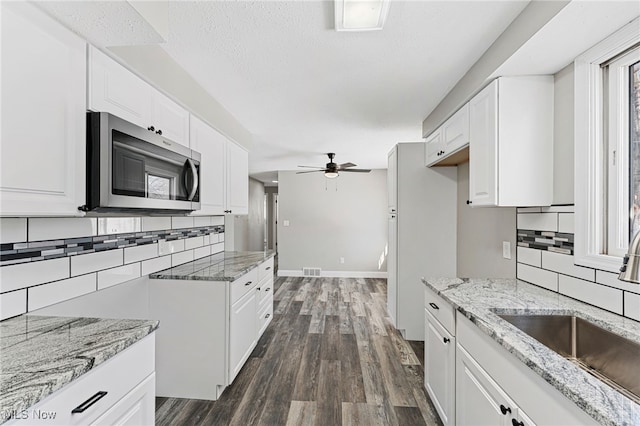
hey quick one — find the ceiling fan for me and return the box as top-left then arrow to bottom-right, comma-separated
296,153 -> 371,178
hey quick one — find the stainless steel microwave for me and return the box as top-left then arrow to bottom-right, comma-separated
82,112 -> 201,214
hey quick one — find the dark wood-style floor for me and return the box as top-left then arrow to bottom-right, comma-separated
155,277 -> 442,426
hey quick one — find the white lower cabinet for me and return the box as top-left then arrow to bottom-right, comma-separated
456,344 -> 518,426
424,310 -> 455,426
6,335 -> 155,426
149,257 -> 274,400
425,290 -> 598,426
92,374 -> 155,426
229,288 -> 258,382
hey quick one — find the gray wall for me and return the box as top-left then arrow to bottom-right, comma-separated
277,170 -> 387,274
232,178 -> 265,251
457,162 -> 517,278
553,63 -> 575,205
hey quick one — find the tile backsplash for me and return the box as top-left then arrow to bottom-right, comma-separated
516,206 -> 640,321
0,216 -> 225,320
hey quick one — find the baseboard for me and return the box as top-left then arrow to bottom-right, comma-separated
277,270 -> 388,279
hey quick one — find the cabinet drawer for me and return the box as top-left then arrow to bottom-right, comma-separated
7,334 -> 155,425
257,295 -> 273,336
257,276 -> 274,306
230,268 -> 258,305
425,286 -> 455,336
257,257 -> 274,282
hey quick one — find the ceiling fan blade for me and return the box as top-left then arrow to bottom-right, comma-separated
298,165 -> 324,168
296,170 -> 325,174
340,169 -> 371,173
338,162 -> 357,169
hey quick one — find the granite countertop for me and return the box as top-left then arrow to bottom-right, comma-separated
149,250 -> 275,282
0,315 -> 158,423
421,277 -> 640,426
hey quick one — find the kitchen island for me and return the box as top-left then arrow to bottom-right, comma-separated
0,315 -> 158,424
148,250 -> 275,400
422,277 -> 640,426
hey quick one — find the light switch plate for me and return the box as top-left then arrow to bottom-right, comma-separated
283,220 -> 290,227
503,241 -> 511,259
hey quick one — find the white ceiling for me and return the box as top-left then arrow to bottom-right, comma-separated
158,1 -> 530,180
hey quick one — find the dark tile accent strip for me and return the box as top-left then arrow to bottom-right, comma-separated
517,229 -> 574,255
0,225 -> 224,266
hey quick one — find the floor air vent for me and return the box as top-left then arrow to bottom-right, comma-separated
302,267 -> 321,277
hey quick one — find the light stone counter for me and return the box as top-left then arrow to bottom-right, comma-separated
421,277 -> 640,426
0,315 -> 158,424
150,250 -> 275,282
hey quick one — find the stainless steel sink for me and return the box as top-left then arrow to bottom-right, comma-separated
498,314 -> 640,403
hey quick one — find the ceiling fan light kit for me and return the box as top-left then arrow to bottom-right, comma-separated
334,0 -> 390,32
296,153 -> 372,178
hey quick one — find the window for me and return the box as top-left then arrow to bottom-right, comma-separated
575,17 -> 640,272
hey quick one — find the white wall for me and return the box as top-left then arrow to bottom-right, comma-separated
456,162 -> 516,278
277,170 -> 387,276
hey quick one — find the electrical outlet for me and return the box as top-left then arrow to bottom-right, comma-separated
340,257 -> 345,264
502,241 -> 511,259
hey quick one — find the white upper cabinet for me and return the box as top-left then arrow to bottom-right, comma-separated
189,116 -> 226,216
468,76 -> 553,207
442,103 -> 470,155
226,141 -> 249,215
425,128 -> 444,167
190,117 -> 249,216
1,2 -> 86,217
88,46 -> 189,147
425,104 -> 470,167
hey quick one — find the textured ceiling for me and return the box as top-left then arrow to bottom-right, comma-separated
160,1 -> 529,178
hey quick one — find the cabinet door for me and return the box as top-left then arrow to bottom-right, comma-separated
442,103 -> 469,154
387,215 -> 397,325
515,408 -> 537,426
469,80 -> 498,206
226,141 -> 249,215
88,46 -> 152,129
1,2 -> 86,216
387,147 -> 397,212
425,310 -> 455,426
189,116 -> 226,215
229,288 -> 257,383
92,374 -> 155,426
425,129 -> 443,167
456,344 -> 515,426
151,91 -> 189,147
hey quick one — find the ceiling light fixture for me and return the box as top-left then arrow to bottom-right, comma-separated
334,0 -> 390,32
324,171 -> 339,179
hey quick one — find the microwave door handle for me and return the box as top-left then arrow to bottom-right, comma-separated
185,158 -> 199,201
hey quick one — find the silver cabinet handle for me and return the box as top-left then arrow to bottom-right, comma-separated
244,281 -> 253,286
184,158 -> 199,201
429,302 -> 439,310
265,288 -> 270,292
265,266 -> 271,271
265,313 -> 270,318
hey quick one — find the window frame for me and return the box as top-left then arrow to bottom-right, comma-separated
575,17 -> 640,272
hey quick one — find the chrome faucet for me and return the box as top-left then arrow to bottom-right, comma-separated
619,231 -> 640,284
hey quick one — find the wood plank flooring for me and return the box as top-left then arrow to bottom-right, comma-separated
155,277 -> 442,426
